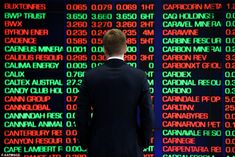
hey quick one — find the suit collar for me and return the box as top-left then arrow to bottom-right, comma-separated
107,56 -> 124,61
104,59 -> 125,68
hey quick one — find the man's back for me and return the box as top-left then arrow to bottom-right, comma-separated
77,59 -> 154,157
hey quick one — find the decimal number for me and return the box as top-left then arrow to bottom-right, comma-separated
66,54 -> 88,61
225,80 -> 235,86
66,46 -> 87,53
116,21 -> 137,28
124,54 -> 137,61
122,29 -> 137,36
91,30 -> 107,36
226,46 -> 235,53
226,12 -> 235,19
225,122 -> 235,128
226,29 -> 235,36
116,4 -> 137,11
226,54 -> 235,61
66,30 -> 87,36
66,21 -> 87,28
225,96 -> 235,103
66,96 -> 78,102
225,87 -> 235,94
226,3 -> 235,10
126,38 -> 137,44
66,38 -> 87,45
66,4 -> 87,11
67,79 -> 82,86
91,38 -> 103,44
91,54 -> 105,61
91,13 -> 112,20
116,13 -> 137,20
225,146 -> 235,153
92,21 -> 112,28
66,71 -> 84,78
225,105 -> 235,112
66,13 -> 87,20
91,4 -> 112,11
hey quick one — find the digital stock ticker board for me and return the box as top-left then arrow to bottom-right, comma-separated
1,0 -> 235,157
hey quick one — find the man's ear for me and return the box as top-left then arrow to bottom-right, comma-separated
104,47 -> 107,55
124,45 -> 127,54
104,47 -> 109,57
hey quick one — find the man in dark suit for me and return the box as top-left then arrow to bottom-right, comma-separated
76,29 -> 155,157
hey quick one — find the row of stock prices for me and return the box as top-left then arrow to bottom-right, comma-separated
0,0 -> 234,157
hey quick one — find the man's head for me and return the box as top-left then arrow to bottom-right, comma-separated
103,29 -> 126,57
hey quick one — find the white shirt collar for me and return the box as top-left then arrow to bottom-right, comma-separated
107,56 -> 124,61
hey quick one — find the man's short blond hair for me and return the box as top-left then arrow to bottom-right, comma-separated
103,29 -> 126,56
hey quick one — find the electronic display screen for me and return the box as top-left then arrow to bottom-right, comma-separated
1,0 -> 235,157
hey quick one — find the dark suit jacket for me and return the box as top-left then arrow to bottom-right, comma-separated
76,59 -> 154,157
